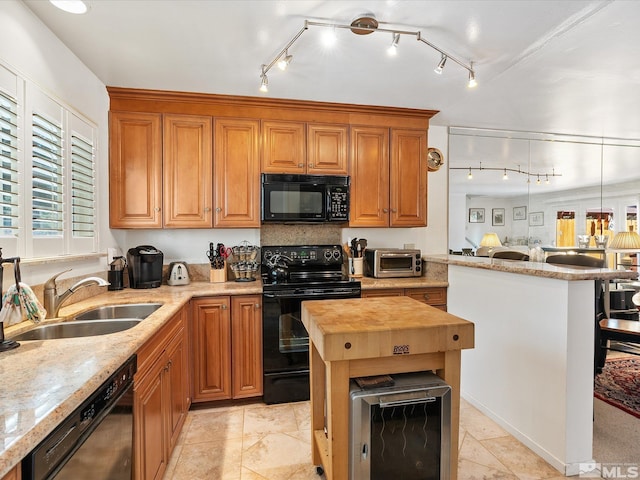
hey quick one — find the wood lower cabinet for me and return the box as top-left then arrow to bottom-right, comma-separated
1,466 -> 19,480
362,287 -> 447,310
134,306 -> 189,480
350,127 -> 427,227
213,118 -> 260,227
109,111 -> 162,228
192,295 -> 262,402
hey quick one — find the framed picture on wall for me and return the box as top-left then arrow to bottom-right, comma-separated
492,208 -> 505,226
529,211 -> 544,226
513,206 -> 527,221
469,208 -> 485,223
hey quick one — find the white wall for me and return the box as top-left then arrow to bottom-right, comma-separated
1,1 -> 450,282
0,0 -> 118,284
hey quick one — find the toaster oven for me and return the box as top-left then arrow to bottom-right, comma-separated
364,248 -> 422,278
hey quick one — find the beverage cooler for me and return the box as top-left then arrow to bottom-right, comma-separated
349,372 -> 451,480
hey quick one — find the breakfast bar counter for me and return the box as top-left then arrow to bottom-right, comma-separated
301,296 -> 474,480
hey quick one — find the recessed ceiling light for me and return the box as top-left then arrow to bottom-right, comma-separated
49,0 -> 88,14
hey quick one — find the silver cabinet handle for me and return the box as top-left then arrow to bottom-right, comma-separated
216,207 -> 222,213
204,207 -> 211,212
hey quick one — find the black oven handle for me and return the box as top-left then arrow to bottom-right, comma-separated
264,289 -> 360,299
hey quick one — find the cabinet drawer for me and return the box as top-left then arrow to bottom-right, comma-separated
404,288 -> 447,306
361,289 -> 404,298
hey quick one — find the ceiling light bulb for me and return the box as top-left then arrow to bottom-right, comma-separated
502,169 -> 508,180
277,52 -> 293,71
259,74 -> 268,93
322,28 -> 337,48
468,70 -> 477,88
545,175 -> 550,184
49,0 -> 88,14
387,33 -> 400,56
536,175 -> 541,185
434,55 -> 447,74
467,168 -> 473,180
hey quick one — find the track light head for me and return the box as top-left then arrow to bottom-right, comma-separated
387,33 -> 400,56
467,167 -> 473,180
434,54 -> 447,74
259,67 -> 268,93
468,69 -> 477,88
277,51 -> 293,71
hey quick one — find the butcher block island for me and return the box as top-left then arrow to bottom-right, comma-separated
301,296 -> 474,480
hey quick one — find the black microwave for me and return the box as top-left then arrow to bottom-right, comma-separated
261,173 -> 350,223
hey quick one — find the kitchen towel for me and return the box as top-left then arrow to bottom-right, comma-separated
0,283 -> 46,326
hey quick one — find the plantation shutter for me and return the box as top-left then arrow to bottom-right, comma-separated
31,112 -> 64,237
70,133 -> 94,238
0,90 -> 19,238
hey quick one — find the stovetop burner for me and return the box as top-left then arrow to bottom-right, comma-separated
261,244 -> 359,290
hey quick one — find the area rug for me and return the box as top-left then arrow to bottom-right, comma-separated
594,357 -> 640,419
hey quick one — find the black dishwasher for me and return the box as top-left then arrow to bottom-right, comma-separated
23,355 -> 136,480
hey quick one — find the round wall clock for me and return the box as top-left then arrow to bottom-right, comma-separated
427,147 -> 444,171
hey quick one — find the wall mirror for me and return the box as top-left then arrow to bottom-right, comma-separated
448,127 -> 640,261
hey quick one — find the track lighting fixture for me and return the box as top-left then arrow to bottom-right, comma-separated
452,164 -> 561,183
434,54 -> 447,74
259,15 -> 476,92
277,51 -> 293,71
387,33 -> 400,56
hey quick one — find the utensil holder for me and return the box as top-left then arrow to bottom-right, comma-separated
210,267 -> 227,283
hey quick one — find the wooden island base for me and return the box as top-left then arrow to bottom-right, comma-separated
301,296 -> 474,480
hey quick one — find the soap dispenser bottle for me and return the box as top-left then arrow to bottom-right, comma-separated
108,256 -> 126,291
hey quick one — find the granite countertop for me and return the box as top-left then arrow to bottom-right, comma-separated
425,254 -> 638,281
0,275 -> 447,476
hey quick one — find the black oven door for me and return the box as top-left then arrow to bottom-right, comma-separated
262,287 -> 360,404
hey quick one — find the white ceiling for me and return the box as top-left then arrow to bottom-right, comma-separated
22,0 -> 640,196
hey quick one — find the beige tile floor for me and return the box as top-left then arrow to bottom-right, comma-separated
163,398 -> 568,480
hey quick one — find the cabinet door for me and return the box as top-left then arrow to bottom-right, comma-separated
307,123 -> 349,175
134,355 -> 167,480
214,118 -> 260,227
261,120 -> 306,173
192,297 -> 232,401
165,322 -> 189,453
349,126 -> 389,227
109,112 -> 162,228
390,129 -> 427,227
231,295 -> 263,398
163,114 -> 213,227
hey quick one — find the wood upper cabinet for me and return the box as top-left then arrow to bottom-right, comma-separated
306,123 -> 349,175
163,114 -> 213,227
349,126 -> 389,227
192,295 -> 262,402
213,118 -> 260,227
262,120 -> 306,173
109,111 -> 162,228
262,120 -> 349,174
390,129 -> 428,227
349,126 -> 427,227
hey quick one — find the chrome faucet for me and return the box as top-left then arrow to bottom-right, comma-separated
44,269 -> 110,318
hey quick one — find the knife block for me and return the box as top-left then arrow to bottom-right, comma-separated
210,267 -> 227,283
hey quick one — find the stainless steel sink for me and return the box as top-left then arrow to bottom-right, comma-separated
10,319 -> 141,341
73,302 -> 162,321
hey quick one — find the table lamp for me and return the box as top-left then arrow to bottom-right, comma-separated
608,229 -> 640,268
480,232 -> 502,247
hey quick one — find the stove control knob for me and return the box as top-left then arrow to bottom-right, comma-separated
324,249 -> 333,260
333,249 -> 341,260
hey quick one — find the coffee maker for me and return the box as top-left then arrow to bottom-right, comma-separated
127,245 -> 163,289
